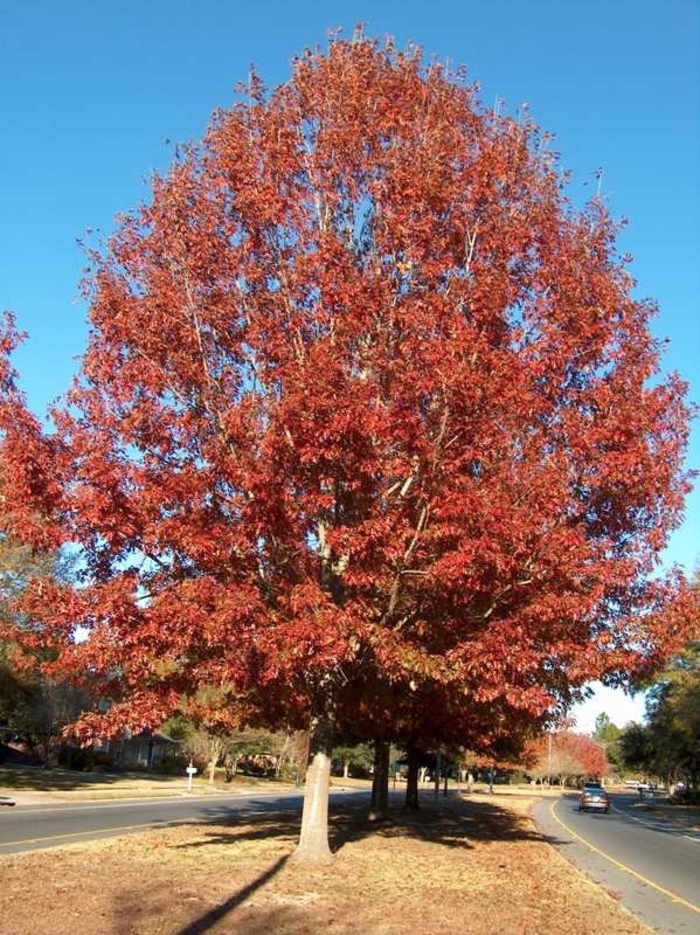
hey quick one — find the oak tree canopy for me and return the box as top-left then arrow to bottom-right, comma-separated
0,34 -> 694,859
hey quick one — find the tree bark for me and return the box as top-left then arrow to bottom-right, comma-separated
293,711 -> 334,863
369,739 -> 390,821
404,743 -> 420,810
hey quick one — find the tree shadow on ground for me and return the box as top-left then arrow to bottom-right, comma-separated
164,793 -> 561,935
329,793 -> 554,851
176,792 -> 557,856
169,808 -> 302,852
110,860 -> 305,935
172,854 -> 290,935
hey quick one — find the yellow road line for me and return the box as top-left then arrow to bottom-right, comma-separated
0,820 -> 162,850
549,801 -> 700,915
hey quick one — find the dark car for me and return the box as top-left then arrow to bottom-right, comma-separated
578,781 -> 610,813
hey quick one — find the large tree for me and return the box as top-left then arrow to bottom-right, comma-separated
0,34 -> 694,860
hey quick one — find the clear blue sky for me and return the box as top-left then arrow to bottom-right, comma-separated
1,1 -> 698,726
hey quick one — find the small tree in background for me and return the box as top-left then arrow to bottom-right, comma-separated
641,639 -> 700,795
592,712 -> 623,775
617,577 -> 699,794
0,536 -> 84,763
526,731 -> 608,786
617,722 -> 655,779
332,742 -> 373,779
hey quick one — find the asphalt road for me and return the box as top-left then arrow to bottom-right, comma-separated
0,788 -> 324,855
533,791 -> 700,935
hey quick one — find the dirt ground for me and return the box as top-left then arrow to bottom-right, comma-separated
0,792 -> 652,935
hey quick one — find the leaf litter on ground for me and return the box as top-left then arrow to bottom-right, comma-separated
0,792 -> 652,935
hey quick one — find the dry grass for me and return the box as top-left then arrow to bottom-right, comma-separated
0,766 -> 282,800
0,792 -> 652,935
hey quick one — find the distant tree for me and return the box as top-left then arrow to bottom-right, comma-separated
165,711 -> 288,781
617,722 -> 655,778
645,640 -> 700,792
618,575 -> 700,793
332,742 -> 373,779
0,536 -> 84,762
526,731 -> 608,786
593,712 -> 615,742
163,688 -> 284,783
592,712 -> 623,773
273,730 -> 310,783
0,34 -> 694,861
32,680 -> 93,767
0,636 -> 38,741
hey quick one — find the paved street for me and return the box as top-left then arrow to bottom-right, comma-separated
0,788 -> 318,855
534,791 -> 700,935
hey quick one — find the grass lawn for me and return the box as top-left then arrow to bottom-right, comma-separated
0,765 -> 292,799
0,790 -> 652,935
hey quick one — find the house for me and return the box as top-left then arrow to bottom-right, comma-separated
94,729 -> 180,770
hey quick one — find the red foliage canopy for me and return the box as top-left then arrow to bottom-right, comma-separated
0,37 -> 694,744
526,731 -> 609,781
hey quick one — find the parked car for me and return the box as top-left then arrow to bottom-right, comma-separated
579,781 -> 610,813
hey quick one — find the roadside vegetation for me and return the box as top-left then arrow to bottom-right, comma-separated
614,638 -> 700,804
587,576 -> 700,805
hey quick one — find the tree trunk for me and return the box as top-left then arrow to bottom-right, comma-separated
45,735 -> 59,769
293,711 -> 334,863
404,743 -> 420,810
275,733 -> 291,778
369,740 -> 390,821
